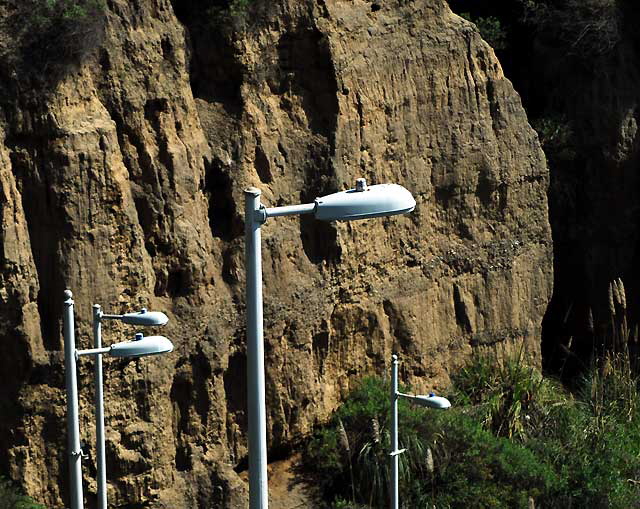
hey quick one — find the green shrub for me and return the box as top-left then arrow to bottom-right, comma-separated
207,0 -> 257,31
0,477 -> 44,509
305,377 -> 561,508
428,413 -> 561,509
531,116 -> 576,163
304,352 -> 640,508
460,13 -> 508,50
528,402 -> 640,508
8,0 -> 106,77
305,377 -> 391,506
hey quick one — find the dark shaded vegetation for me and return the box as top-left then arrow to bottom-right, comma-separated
171,0 -> 260,36
0,0 -> 106,84
447,0 -> 626,148
446,0 -> 640,380
304,345 -> 640,508
0,477 -> 44,509
207,0 -> 257,28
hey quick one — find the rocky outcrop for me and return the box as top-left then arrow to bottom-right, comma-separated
0,0 -> 551,507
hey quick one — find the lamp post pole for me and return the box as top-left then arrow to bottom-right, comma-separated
63,290 -> 84,509
389,354 -> 451,509
64,291 -> 172,509
390,354 -> 400,509
93,304 -> 107,509
242,179 -> 416,509
245,188 -> 269,509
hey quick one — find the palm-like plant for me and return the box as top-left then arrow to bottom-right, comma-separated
454,350 -> 547,440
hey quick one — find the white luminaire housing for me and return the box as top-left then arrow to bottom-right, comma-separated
109,333 -> 174,358
413,394 -> 452,409
314,182 -> 416,221
119,309 -> 169,326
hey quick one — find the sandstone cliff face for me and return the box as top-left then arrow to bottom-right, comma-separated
0,0 -> 551,507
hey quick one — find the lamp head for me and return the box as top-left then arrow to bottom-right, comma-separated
413,394 -> 451,409
109,334 -> 174,358
314,179 -> 416,221
120,308 -> 169,326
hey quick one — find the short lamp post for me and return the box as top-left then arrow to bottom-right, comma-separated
63,290 -> 173,509
244,178 -> 416,509
390,354 -> 451,509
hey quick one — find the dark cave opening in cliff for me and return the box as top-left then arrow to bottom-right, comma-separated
170,0 -> 245,116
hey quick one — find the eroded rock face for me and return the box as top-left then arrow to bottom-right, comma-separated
0,0 -> 551,506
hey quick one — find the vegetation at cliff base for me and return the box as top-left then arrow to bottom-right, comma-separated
304,350 -> 640,508
0,477 -> 44,509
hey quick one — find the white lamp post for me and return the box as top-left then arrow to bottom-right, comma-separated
63,290 -> 173,509
92,304 -> 169,509
390,354 -> 450,509
244,178 -> 416,509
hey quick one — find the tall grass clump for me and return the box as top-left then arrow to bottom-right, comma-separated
452,349 -> 557,440
586,278 -> 640,426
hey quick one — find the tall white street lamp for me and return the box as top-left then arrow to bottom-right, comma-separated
92,304 -> 169,509
390,354 -> 451,509
63,290 -> 173,509
244,178 -> 416,509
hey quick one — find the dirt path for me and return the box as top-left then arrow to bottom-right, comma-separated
240,453 -> 318,509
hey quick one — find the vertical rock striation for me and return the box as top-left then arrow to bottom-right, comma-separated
0,0 -> 551,506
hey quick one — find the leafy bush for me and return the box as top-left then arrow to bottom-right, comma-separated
305,378 -> 391,506
7,0 -> 106,77
0,477 -> 44,509
460,13 -> 508,50
305,377 -> 560,508
531,116 -> 576,163
428,414 -> 561,509
304,353 -> 640,508
207,0 -> 257,31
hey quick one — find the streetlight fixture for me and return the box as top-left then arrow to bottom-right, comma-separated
92,304 -> 169,509
63,290 -> 173,509
390,354 -> 451,509
244,178 -> 416,509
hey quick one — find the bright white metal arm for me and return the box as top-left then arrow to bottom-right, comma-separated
76,347 -> 111,357
264,203 -> 316,218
